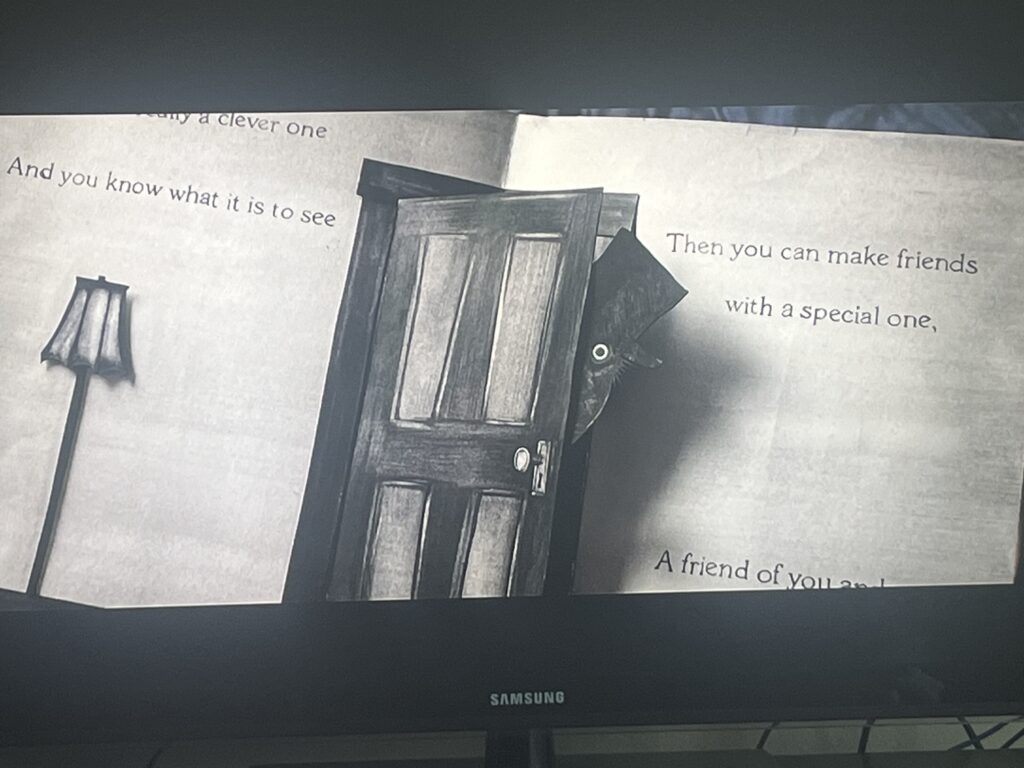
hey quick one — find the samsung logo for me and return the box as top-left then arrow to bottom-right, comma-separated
489,690 -> 566,707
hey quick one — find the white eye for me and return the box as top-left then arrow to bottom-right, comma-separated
591,343 -> 610,362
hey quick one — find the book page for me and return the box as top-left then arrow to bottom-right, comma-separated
0,111 -> 516,606
506,115 -> 1024,593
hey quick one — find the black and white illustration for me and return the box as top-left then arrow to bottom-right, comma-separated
286,162 -> 684,602
0,109 -> 1022,609
31,276 -> 134,597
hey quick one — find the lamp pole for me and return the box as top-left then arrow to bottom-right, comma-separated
27,369 -> 90,596
32,275 -> 133,598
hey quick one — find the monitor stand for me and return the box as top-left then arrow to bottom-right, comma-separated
485,729 -> 554,768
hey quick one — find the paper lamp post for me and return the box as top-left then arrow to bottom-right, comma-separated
30,276 -> 134,596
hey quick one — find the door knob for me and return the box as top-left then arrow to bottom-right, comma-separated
513,446 -> 533,473
513,441 -> 551,496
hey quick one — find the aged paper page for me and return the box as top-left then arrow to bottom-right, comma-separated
0,111 -> 516,606
506,115 -> 1024,592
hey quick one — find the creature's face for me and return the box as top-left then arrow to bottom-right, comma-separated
570,229 -> 687,442
572,335 -> 660,443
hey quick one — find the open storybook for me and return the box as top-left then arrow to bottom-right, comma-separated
0,110 -> 1021,608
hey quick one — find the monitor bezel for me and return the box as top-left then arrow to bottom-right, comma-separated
1,585 -> 1022,746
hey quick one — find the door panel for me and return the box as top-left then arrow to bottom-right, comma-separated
460,492 -> 523,598
434,232 -> 507,423
484,237 -> 561,423
328,189 -> 602,600
394,235 -> 473,422
364,482 -> 429,600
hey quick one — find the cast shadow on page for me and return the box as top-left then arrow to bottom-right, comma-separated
575,320 -> 752,595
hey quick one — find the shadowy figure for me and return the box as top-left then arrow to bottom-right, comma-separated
570,229 -> 688,443
573,316 -> 752,594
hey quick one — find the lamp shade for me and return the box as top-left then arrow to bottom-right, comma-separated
41,276 -> 134,382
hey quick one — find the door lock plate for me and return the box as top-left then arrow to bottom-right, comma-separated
531,440 -> 550,496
